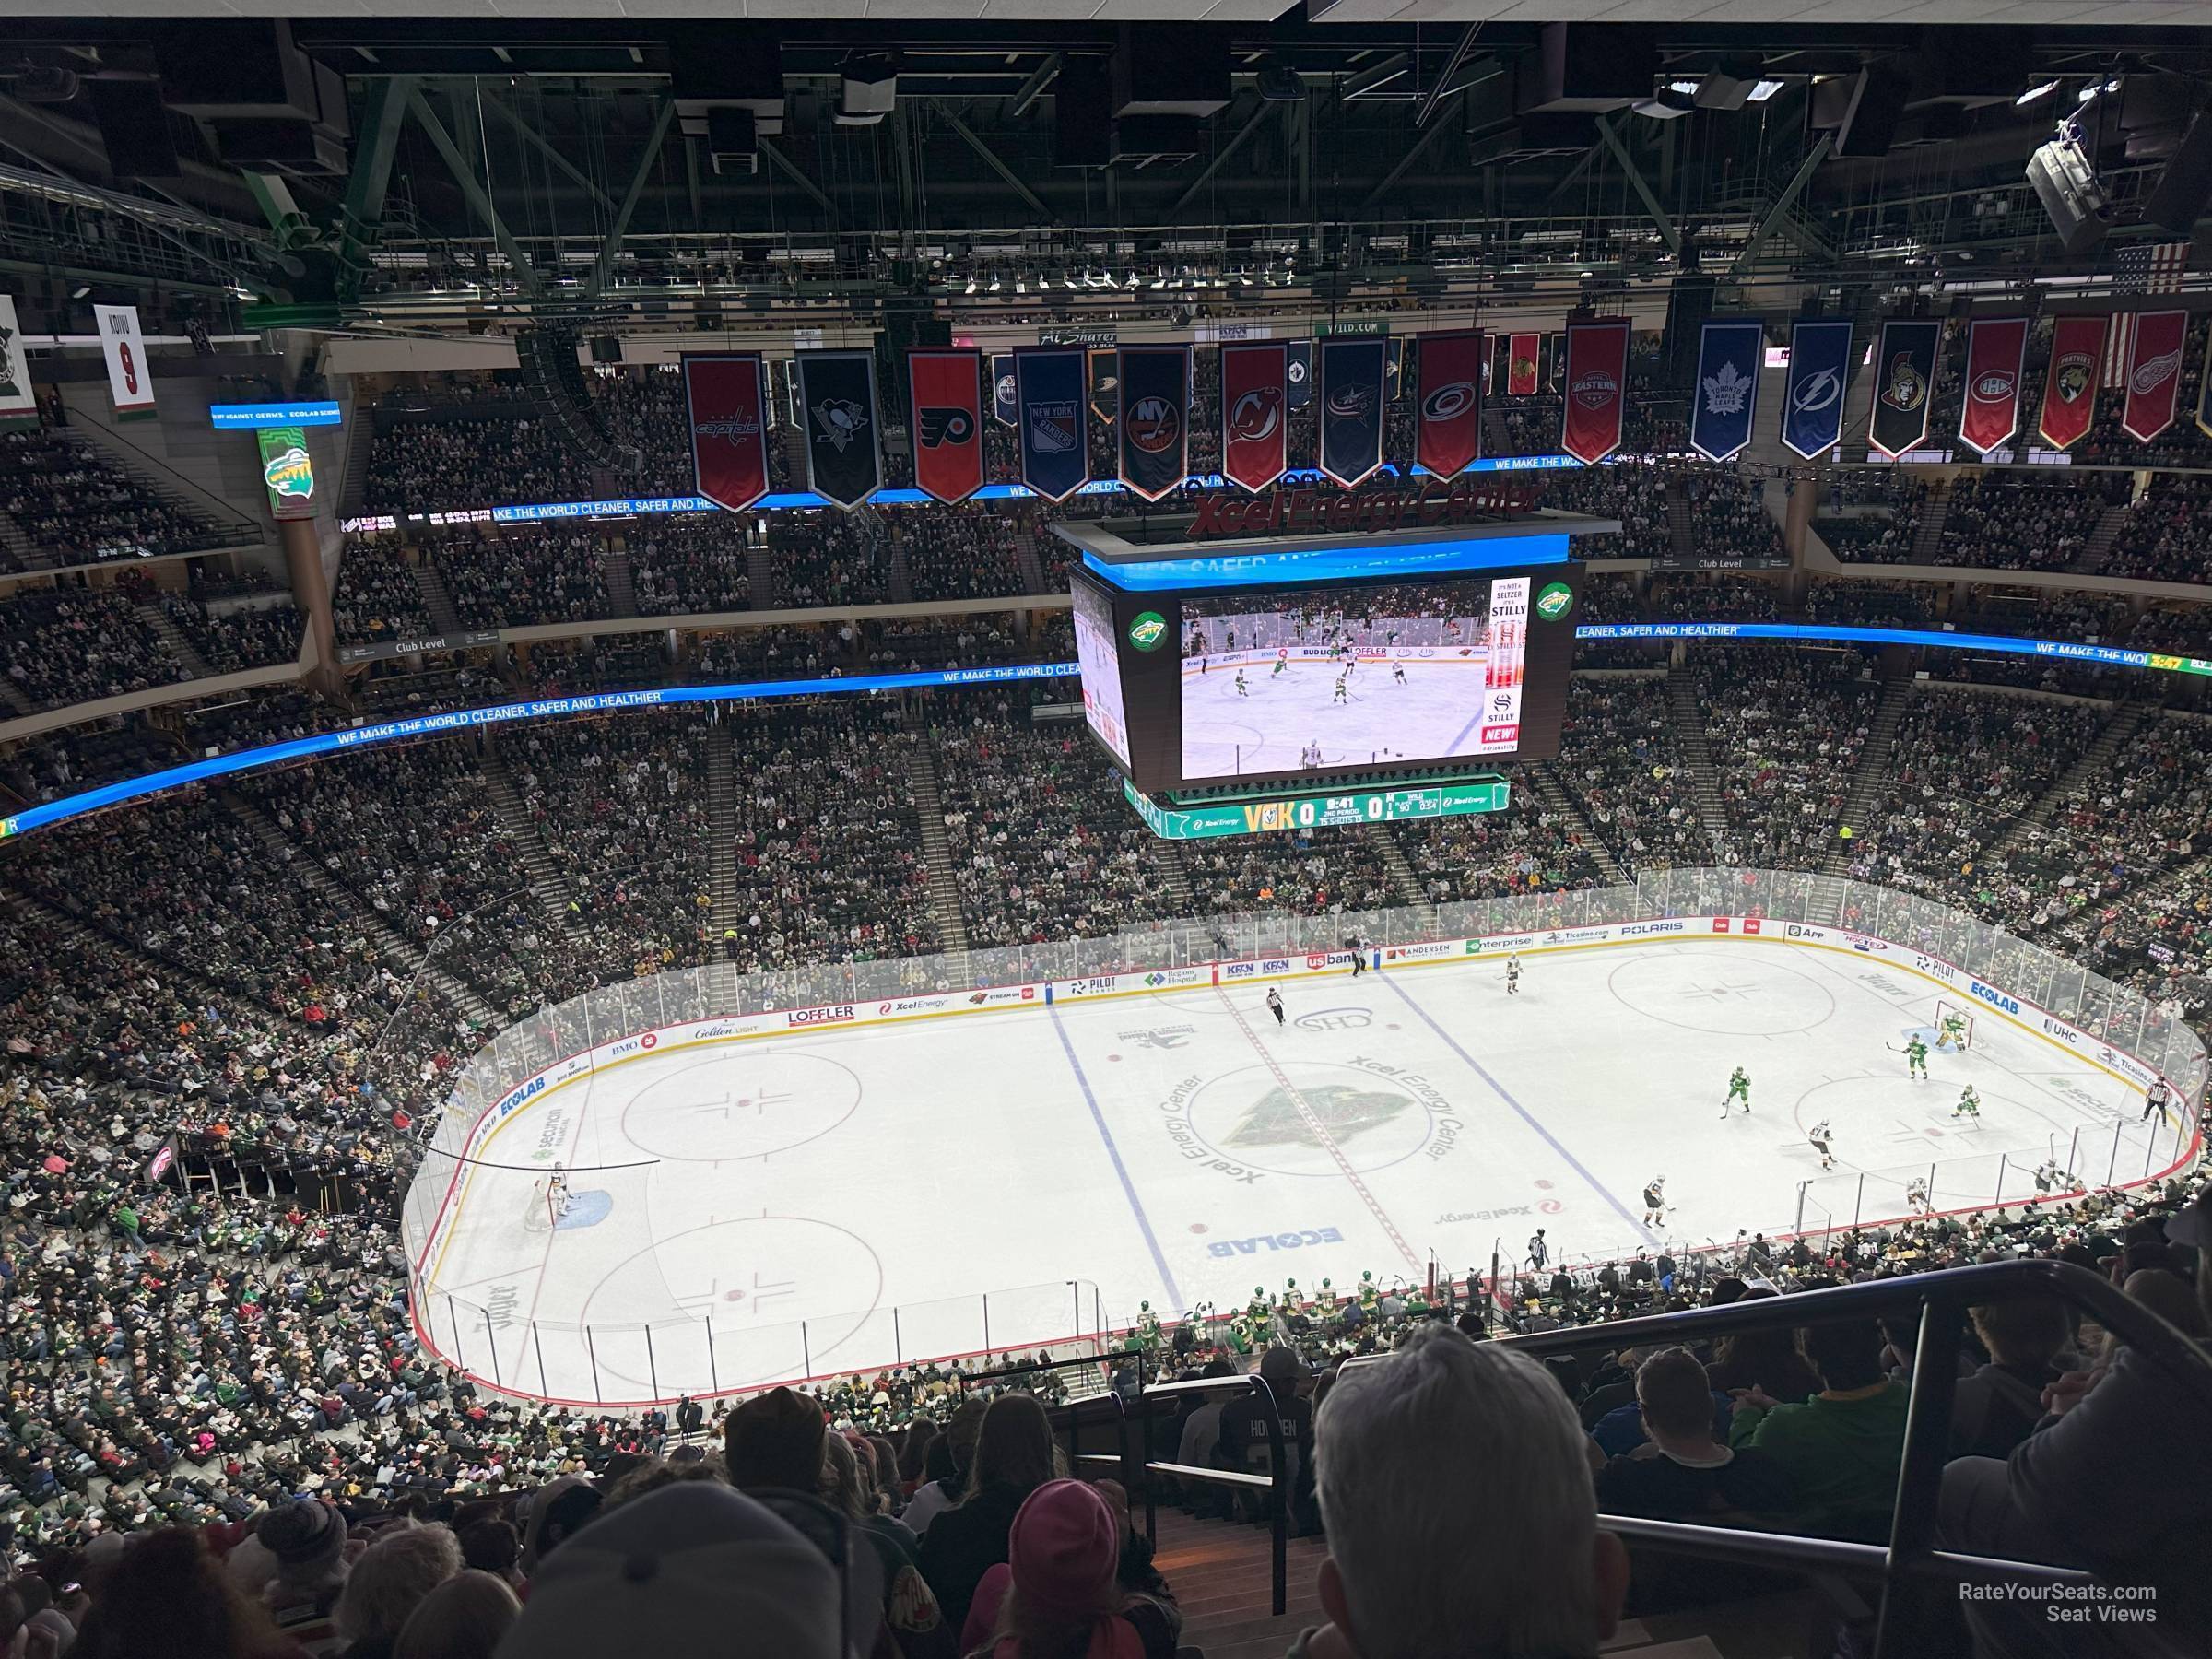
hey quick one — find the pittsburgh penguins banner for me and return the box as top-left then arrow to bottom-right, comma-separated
685,352 -> 771,513
1316,336 -> 1387,488
1560,319 -> 1630,466
2121,310 -> 2188,445
796,349 -> 881,507
1088,347 -> 1119,424
1689,321 -> 1763,462
991,353 -> 1017,427
1780,321 -> 1852,459
1219,340 -> 1288,493
1867,319 -> 1940,460
1286,340 -> 1314,409
2037,316 -> 2105,451
1959,318 -> 2028,456
1415,332 -> 1485,479
1117,344 -> 1190,501
907,348 -> 985,505
1014,346 -> 1089,502
1506,333 -> 1541,397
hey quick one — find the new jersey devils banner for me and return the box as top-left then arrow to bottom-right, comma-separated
1219,340 -> 1288,493
991,353 -> 1017,427
1506,333 -> 1541,397
796,349 -> 881,507
1415,331 -> 1485,479
1560,319 -> 1630,465
2121,310 -> 2189,444
907,348 -> 985,504
1117,344 -> 1190,501
1867,319 -> 1941,459
1957,318 -> 2028,456
1014,346 -> 1089,502
2036,316 -> 2105,451
1316,336 -> 1387,488
1286,341 -> 1313,409
1781,321 -> 1852,459
685,352 -> 771,513
1690,321 -> 1763,462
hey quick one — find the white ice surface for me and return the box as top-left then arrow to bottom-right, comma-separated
1179,656 -> 1500,777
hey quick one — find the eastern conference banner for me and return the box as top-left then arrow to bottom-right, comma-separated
0,294 -> 35,430
94,302 -> 155,418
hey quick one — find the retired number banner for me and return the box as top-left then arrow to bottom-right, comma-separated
1218,341 -> 1288,494
2121,310 -> 2189,445
1867,319 -> 1941,460
1414,332 -> 1485,479
95,303 -> 156,419
1560,319 -> 1630,465
1959,318 -> 2028,456
1014,346 -> 1089,502
1316,337 -> 1387,488
1117,344 -> 1190,501
685,353 -> 771,513
907,348 -> 985,504
2036,316 -> 2105,451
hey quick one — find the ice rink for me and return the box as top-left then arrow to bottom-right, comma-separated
1180,654 -> 1500,776
419,937 -> 2187,1404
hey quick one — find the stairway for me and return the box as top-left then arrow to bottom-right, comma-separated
1665,475 -> 1695,562
412,563 -> 465,637
887,527 -> 916,604
2067,502 -> 2131,575
136,597 -> 215,680
1907,495 -> 1949,563
1012,529 -> 1049,595
902,741 -> 973,972
599,543 -> 640,619
338,409 -> 376,520
1664,673 -> 1735,847
0,673 -> 35,716
746,532 -> 781,608
1996,702 -> 2149,855
1157,842 -> 1200,918
704,731 -> 742,940
1525,759 -> 1628,884
6,889 -> 284,1039
1823,677 -> 1915,875
482,740 -> 582,935
1363,821 -> 1430,908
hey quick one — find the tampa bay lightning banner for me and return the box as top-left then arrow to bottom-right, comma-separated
1316,336 -> 1387,488
1690,321 -> 1764,462
1780,320 -> 1853,460
1014,346 -> 1089,502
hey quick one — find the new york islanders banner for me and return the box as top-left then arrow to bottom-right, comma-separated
796,349 -> 881,507
1959,318 -> 2028,456
1286,341 -> 1313,409
907,348 -> 985,504
1560,319 -> 1630,465
2036,316 -> 2105,451
1690,321 -> 1763,462
1867,319 -> 1940,459
1219,341 -> 1288,493
1415,331 -> 1485,479
1316,336 -> 1387,488
1014,346 -> 1088,502
2121,310 -> 2188,444
1117,345 -> 1189,501
1781,320 -> 1852,459
685,352 -> 771,513
1506,333 -> 1541,397
991,353 -> 1017,427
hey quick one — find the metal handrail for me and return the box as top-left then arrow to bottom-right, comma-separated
1133,1371 -> 1291,1617
966,1349 -> 1134,1493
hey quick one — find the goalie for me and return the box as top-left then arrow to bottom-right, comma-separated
1935,1007 -> 1971,1053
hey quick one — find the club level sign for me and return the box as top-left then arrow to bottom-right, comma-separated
1188,479 -> 1539,539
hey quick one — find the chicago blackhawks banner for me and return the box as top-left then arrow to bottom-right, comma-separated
2035,316 -> 2105,451
1689,321 -> 1762,462
1285,340 -> 1314,409
1415,331 -> 1485,479
1781,320 -> 1853,459
2121,310 -> 2188,444
1959,318 -> 2028,456
1316,336 -> 1387,488
1218,340 -> 1288,493
906,348 -> 985,504
94,303 -> 156,419
1506,333 -> 1541,397
1117,344 -> 1190,501
796,349 -> 881,508
991,353 -> 1017,427
685,352 -> 771,513
1014,346 -> 1089,501
1867,319 -> 1940,459
1560,318 -> 1630,465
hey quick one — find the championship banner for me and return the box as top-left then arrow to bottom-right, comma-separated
684,352 -> 771,513
1286,340 -> 1314,409
1219,340 -> 1288,494
1316,336 -> 1387,488
1014,346 -> 1089,501
1689,321 -> 1763,462
2121,310 -> 2188,444
94,302 -> 155,419
1088,347 -> 1118,424
796,349 -> 881,508
1781,320 -> 1852,459
991,353 -> 1017,427
1116,344 -> 1189,501
2036,315 -> 2105,451
0,295 -> 34,430
907,348 -> 985,505
1507,333 -> 1541,396
1415,331 -> 1485,479
1959,318 -> 2028,456
1560,318 -> 1630,466
257,426 -> 316,521
1867,319 -> 1940,460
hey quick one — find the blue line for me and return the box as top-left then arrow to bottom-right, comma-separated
1046,1005 -> 1183,1311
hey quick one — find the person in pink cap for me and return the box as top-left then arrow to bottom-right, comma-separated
959,1478 -> 1157,1659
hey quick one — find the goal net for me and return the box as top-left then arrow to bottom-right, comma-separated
523,1177 -> 567,1233
1933,999 -> 1977,1051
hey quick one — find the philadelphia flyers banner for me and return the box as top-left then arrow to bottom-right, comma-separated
1415,332 -> 1485,478
1506,333 -> 1541,397
1959,318 -> 2028,456
1117,344 -> 1189,501
1560,319 -> 1630,465
1218,340 -> 1288,493
907,348 -> 985,504
2035,316 -> 2105,451
685,352 -> 771,513
2121,310 -> 2188,444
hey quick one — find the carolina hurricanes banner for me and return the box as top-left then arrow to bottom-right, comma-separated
1219,341 -> 1288,493
1286,341 -> 1313,410
685,353 -> 771,513
1014,346 -> 1088,502
1117,344 -> 1189,501
1316,336 -> 1387,488
2121,310 -> 2189,444
1781,320 -> 1852,459
1689,321 -> 1763,462
991,353 -> 1017,427
1957,318 -> 2028,456
907,348 -> 985,504
1415,332 -> 1485,478
1868,320 -> 1941,460
796,349 -> 881,507
1560,319 -> 1630,465
1506,333 -> 1541,397
2036,316 -> 2105,451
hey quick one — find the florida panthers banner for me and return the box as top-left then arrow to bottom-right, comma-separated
1014,346 -> 1089,502
1689,321 -> 1763,462
1867,319 -> 1941,459
1560,319 -> 1630,466
1959,318 -> 2028,456
1506,334 -> 1541,397
2121,310 -> 2188,444
2036,316 -> 2105,451
1219,341 -> 1288,493
1316,336 -> 1387,488
907,348 -> 985,504
1117,344 -> 1189,501
991,353 -> 1017,427
1415,332 -> 1485,478
685,352 -> 771,513
1286,340 -> 1313,410
795,349 -> 881,508
1780,320 -> 1852,459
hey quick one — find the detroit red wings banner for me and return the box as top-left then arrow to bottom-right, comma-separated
1218,341 -> 1288,493
1959,318 -> 2028,456
1506,333 -> 1541,397
2036,316 -> 2105,451
907,348 -> 985,504
1560,319 -> 1630,465
1415,332 -> 1485,478
2121,310 -> 2189,444
684,353 -> 771,513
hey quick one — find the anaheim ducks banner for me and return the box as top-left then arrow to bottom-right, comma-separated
2121,310 -> 2188,444
1780,320 -> 1852,459
1689,321 -> 1762,462
685,352 -> 771,513
1560,319 -> 1630,465
1506,333 -> 1541,397
1867,319 -> 1940,459
906,348 -> 985,504
2036,316 -> 2105,451
1219,340 -> 1288,493
1414,331 -> 1485,479
1316,336 -> 1387,488
1014,346 -> 1089,502
796,349 -> 881,507
1116,344 -> 1190,500
1958,318 -> 2028,456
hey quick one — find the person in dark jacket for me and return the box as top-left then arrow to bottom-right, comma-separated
1216,1347 -> 1317,1533
915,1392 -> 1057,1635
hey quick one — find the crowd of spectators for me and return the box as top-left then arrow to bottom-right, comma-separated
1691,647 -> 1880,868
628,520 -> 752,617
331,540 -> 434,647
899,508 -> 1027,604
0,429 -> 229,567
2100,475 -> 2212,586
1682,470 -> 1784,566
2,588 -> 185,710
430,531 -> 607,631
1553,676 -> 1714,875
161,595 -> 302,672
362,418 -> 580,514
1933,474 -> 2125,572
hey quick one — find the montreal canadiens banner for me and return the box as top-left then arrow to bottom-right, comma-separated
1867,319 -> 1941,459
991,353 -> 1017,427
684,353 -> 771,513
1560,319 -> 1630,466
1689,321 -> 1763,462
1219,340 -> 1288,493
1958,318 -> 2028,456
2036,316 -> 2105,451
796,349 -> 881,508
1506,333 -> 1541,397
1781,320 -> 1852,459
1014,346 -> 1089,501
2121,310 -> 2188,444
907,348 -> 985,504
1316,336 -> 1387,488
1117,344 -> 1190,501
1415,332 -> 1485,479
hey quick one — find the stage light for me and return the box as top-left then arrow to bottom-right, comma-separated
2017,80 -> 2059,106
1747,79 -> 1784,102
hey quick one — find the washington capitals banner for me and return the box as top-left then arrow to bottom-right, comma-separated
1117,345 -> 1190,501
1286,340 -> 1314,409
1781,321 -> 1853,459
907,348 -> 985,505
1015,346 -> 1089,501
2037,316 -> 2105,451
1560,319 -> 1630,466
1690,321 -> 1763,462
991,353 -> 1017,427
1219,340 -> 1288,494
1317,336 -> 1387,488
1867,320 -> 1941,460
1506,334 -> 1541,397
1415,331 -> 1485,479
2121,310 -> 2188,444
1959,318 -> 2028,456
796,350 -> 881,508
685,352 -> 771,513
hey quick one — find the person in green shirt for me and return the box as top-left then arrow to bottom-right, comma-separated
1726,1318 -> 1908,1542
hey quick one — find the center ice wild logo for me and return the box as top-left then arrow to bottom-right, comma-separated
1225,1083 -> 1413,1150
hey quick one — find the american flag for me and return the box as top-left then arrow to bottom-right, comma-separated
2103,241 -> 2193,388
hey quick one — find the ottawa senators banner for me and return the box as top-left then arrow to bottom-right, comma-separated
1316,336 -> 1387,488
685,352 -> 771,513
1219,341 -> 1288,493
1506,333 -> 1541,397
1959,318 -> 2028,456
1560,319 -> 1630,465
2035,316 -> 2105,451
1867,319 -> 1940,460
2121,310 -> 2189,444
1415,332 -> 1485,478
907,348 -> 985,504
1117,344 -> 1190,501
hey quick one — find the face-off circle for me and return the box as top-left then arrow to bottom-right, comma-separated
618,1052 -> 862,1162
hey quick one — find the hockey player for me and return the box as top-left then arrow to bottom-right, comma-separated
2031,1160 -> 2073,1199
1953,1085 -> 1982,1122
1271,652 -> 1289,680
1904,1034 -> 1929,1081
1393,662 -> 1408,687
2143,1077 -> 2174,1125
1135,1301 -> 1163,1355
1265,986 -> 1286,1028
1905,1177 -> 1932,1215
1642,1176 -> 1667,1228
1808,1120 -> 1835,1171
1333,674 -> 1349,705
1505,954 -> 1522,996
1936,1008 -> 1971,1052
1357,1270 -> 1379,1314
1721,1066 -> 1751,1118
1234,670 -> 1250,698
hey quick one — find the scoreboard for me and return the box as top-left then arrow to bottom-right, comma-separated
1124,777 -> 1510,839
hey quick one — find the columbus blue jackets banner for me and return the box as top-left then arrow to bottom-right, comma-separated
1317,337 -> 1387,488
685,352 -> 771,513
1286,340 -> 1314,410
1117,345 -> 1190,501
1780,320 -> 1853,460
907,348 -> 985,505
1415,332 -> 1485,479
991,353 -> 1017,427
795,349 -> 881,507
1690,321 -> 1763,462
1867,319 -> 1941,460
1014,346 -> 1089,502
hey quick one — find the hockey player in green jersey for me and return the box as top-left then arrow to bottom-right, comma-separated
1905,1035 -> 1929,1080
1721,1066 -> 1751,1118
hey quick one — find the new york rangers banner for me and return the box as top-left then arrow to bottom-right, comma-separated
1781,321 -> 1852,459
1506,333 -> 1541,397
907,348 -> 985,504
1117,345 -> 1190,501
1415,331 -> 1485,479
1560,319 -> 1630,466
2121,310 -> 2188,444
1014,346 -> 1089,501
1690,321 -> 1763,462
1959,318 -> 2028,456
1219,340 -> 1288,493
2036,316 -> 2105,451
1286,341 -> 1313,409
796,350 -> 881,507
991,353 -> 1017,427
1867,320 -> 1941,459
685,353 -> 771,513
1316,336 -> 1387,488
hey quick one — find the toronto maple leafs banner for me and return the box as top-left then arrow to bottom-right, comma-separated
1780,321 -> 1852,460
685,352 -> 771,514
1959,318 -> 2028,456
1286,340 -> 1313,409
1415,332 -> 1485,479
1014,346 -> 1089,502
1117,345 -> 1190,501
1690,321 -> 1763,461
991,353 -> 1017,427
2036,316 -> 2105,451
1219,340 -> 1288,493
1316,336 -> 1387,488
1559,319 -> 1630,466
907,348 -> 985,505
2121,310 -> 2188,445
796,349 -> 881,507
1867,320 -> 1941,460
